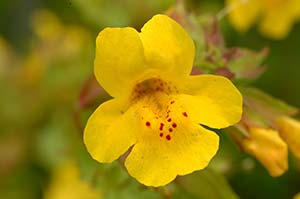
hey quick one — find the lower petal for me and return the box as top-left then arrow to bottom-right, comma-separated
124,124 -> 219,187
84,99 -> 138,163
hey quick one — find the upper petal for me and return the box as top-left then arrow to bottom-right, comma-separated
84,99 -> 138,163
140,14 -> 195,77
177,74 -> 243,129
94,27 -> 146,98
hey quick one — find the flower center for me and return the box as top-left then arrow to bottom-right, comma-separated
131,78 -> 189,141
131,78 -> 178,101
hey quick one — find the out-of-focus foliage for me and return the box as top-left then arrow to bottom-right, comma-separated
0,7 -> 95,199
72,0 -> 175,28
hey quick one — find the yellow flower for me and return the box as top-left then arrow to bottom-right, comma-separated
226,0 -> 300,39
84,14 -> 242,187
31,9 -> 92,59
241,127 -> 288,177
294,192 -> 300,199
31,9 -> 63,41
44,163 -> 100,199
277,116 -> 300,159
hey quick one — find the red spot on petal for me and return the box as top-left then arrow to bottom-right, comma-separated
166,135 -> 171,140
160,133 -> 164,137
170,100 -> 175,104
159,123 -> 164,131
145,121 -> 151,127
169,128 -> 173,132
172,123 -> 177,128
167,118 -> 172,122
182,112 -> 188,117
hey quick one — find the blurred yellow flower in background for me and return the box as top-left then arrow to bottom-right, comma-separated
31,9 -> 63,41
44,162 -> 100,199
20,9 -> 93,88
233,86 -> 300,177
277,116 -> 300,159
226,0 -> 300,39
294,192 -> 300,199
84,14 -> 243,187
240,127 -> 288,177
31,9 -> 92,55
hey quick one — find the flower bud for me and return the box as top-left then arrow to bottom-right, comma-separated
242,127 -> 288,177
277,116 -> 300,159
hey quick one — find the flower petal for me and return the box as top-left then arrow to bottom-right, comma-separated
242,127 -> 288,177
259,0 -> 300,39
294,192 -> 300,199
277,116 -> 300,159
226,0 -> 261,32
94,27 -> 146,98
44,162 -> 100,199
140,14 -> 195,77
259,11 -> 293,39
125,123 -> 219,187
177,74 -> 242,129
84,99 -> 138,163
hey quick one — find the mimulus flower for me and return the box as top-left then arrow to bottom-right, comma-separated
84,14 -> 242,186
226,0 -> 300,39
234,86 -> 300,176
294,192 -> 300,199
44,163 -> 100,199
277,116 -> 300,159
241,127 -> 288,177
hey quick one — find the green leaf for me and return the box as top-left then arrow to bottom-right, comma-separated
86,162 -> 162,199
240,86 -> 298,120
175,169 -> 239,199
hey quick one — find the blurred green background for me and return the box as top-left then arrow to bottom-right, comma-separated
0,0 -> 299,199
